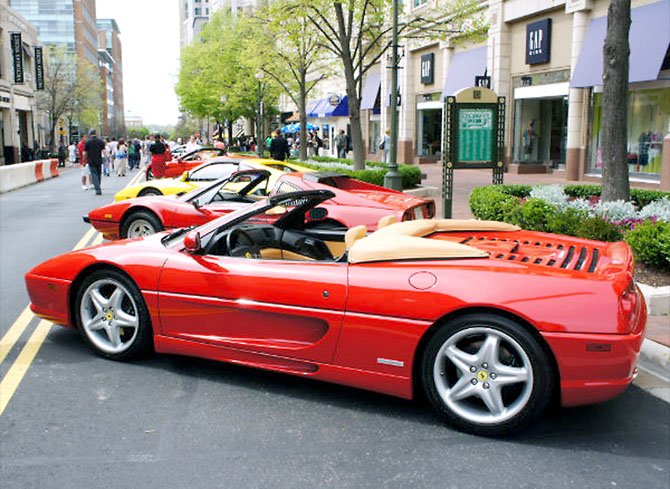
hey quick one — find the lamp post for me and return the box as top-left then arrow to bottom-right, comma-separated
255,71 -> 265,157
383,0 -> 402,190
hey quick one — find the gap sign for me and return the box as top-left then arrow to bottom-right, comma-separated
526,19 -> 551,65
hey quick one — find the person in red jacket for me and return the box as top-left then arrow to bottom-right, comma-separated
149,134 -> 167,178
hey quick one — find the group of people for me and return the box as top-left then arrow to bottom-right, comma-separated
267,130 -> 325,160
70,131 -> 175,195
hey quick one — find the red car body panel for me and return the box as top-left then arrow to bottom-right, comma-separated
26,223 -> 645,408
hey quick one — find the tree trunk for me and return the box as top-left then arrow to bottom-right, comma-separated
334,3 -> 365,170
299,69 -> 308,161
600,0 -> 631,202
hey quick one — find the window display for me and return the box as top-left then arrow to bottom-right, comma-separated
589,88 -> 670,178
416,108 -> 442,158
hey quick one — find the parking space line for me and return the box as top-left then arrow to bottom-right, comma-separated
0,306 -> 34,366
0,320 -> 52,415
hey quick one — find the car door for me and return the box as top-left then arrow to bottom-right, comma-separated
157,252 -> 347,363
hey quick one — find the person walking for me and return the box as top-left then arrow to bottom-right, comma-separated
115,138 -> 128,176
78,134 -> 90,190
102,139 -> 112,176
57,142 -> 66,167
84,129 -> 105,195
380,129 -> 391,163
269,130 -> 290,161
68,141 -> 77,167
335,129 -> 347,159
149,134 -> 168,178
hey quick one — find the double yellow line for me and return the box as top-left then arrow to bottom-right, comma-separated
0,169 -> 145,415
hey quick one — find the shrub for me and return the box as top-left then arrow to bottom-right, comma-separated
575,217 -> 624,242
469,186 -> 521,221
545,208 -> 588,236
625,221 -> 670,269
506,198 -> 554,231
564,185 -> 602,200
630,189 -> 670,208
296,158 -> 421,189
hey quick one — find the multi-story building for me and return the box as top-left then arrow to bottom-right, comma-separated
1,0 -> 44,164
352,0 -> 670,190
210,0 -> 260,17
97,18 -> 125,138
180,0 -> 212,48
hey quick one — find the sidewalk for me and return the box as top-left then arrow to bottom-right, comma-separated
417,162 -> 670,402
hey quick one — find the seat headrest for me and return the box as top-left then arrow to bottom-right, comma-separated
377,214 -> 398,229
344,225 -> 367,249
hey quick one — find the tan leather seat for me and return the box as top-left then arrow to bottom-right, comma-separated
344,225 -> 367,250
377,214 -> 398,229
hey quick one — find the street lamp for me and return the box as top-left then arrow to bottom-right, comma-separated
255,71 -> 265,157
383,0 -> 402,190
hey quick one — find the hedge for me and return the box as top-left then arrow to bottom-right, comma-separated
296,157 -> 422,189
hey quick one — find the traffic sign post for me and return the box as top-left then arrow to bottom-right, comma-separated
442,87 -> 506,218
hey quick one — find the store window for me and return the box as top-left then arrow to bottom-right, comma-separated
513,97 -> 567,167
589,87 -> 670,178
416,109 -> 442,158
368,120 -> 380,154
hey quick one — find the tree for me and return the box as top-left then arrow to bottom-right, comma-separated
600,0 -> 631,202
128,126 -> 150,140
296,0 -> 484,170
247,1 -> 333,160
37,47 -> 101,150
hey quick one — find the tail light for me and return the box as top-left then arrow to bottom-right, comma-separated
619,281 -> 640,333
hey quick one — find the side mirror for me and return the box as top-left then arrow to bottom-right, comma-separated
309,207 -> 328,220
180,171 -> 190,182
183,231 -> 202,253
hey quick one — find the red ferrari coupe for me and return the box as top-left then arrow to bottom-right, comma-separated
147,147 -> 229,180
28,190 -> 645,436
85,171 -> 435,240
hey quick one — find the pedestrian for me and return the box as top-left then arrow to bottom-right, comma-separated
102,139 -> 112,176
115,138 -> 128,176
68,141 -> 77,166
269,129 -> 290,161
314,132 -> 323,157
57,142 -> 66,167
335,129 -> 348,159
84,129 -> 105,195
380,129 -> 391,163
141,136 -> 152,166
78,134 -> 91,190
149,134 -> 167,178
127,139 -> 137,170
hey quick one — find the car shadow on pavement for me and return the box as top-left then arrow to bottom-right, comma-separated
47,327 -> 670,457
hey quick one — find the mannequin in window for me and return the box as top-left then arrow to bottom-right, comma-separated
523,120 -> 536,161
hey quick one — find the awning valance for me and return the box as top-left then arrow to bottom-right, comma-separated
307,96 -> 349,118
361,72 -> 381,110
571,0 -> 670,88
441,46 -> 487,100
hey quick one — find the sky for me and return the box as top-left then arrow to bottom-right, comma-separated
96,0 -> 181,126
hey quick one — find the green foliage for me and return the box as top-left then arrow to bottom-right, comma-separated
630,189 -> 670,208
295,158 -> 421,189
575,217 -> 624,242
469,186 -> 520,221
625,221 -> 670,269
506,198 -> 554,231
563,184 -> 602,199
545,208 -> 589,236
500,184 -> 532,197
127,127 -> 150,140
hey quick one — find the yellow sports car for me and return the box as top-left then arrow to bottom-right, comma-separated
113,157 -> 313,202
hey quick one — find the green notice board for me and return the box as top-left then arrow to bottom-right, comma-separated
457,108 -> 494,162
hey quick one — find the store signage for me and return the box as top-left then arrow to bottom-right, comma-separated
11,32 -> 24,84
526,19 -> 552,65
34,47 -> 44,90
328,94 -> 341,106
474,76 -> 491,88
420,53 -> 434,85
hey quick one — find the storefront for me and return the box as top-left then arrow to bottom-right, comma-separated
307,95 -> 349,157
360,71 -> 382,158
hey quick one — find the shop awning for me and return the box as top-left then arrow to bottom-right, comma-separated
361,72 -> 382,110
307,96 -> 349,118
441,46 -> 488,99
571,0 -> 670,87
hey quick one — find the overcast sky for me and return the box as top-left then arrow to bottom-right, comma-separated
96,0 -> 181,126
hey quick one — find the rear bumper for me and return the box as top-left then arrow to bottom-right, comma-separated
542,305 -> 647,407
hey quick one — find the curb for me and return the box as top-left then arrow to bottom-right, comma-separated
638,283 -> 670,316
404,185 -> 439,198
639,338 -> 670,382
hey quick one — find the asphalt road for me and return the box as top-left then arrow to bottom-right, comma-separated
1,170 -> 669,489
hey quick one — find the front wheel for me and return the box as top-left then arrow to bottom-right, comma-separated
75,270 -> 153,361
421,314 -> 553,436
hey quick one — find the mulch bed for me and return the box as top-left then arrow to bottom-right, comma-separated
636,263 -> 670,288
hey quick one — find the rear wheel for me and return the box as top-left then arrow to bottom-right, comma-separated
421,314 -> 553,436
75,270 -> 153,361
138,187 -> 161,197
121,211 -> 163,238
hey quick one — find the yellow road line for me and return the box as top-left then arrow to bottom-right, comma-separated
74,227 -> 96,250
0,320 -> 52,415
90,233 -> 103,246
0,306 -> 34,366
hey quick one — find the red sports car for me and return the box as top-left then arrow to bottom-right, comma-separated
27,190 -> 646,436
147,147 -> 229,180
86,171 -> 435,240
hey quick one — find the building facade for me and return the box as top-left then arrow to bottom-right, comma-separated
1,1 -> 44,164
97,18 -> 125,138
180,0 -> 212,48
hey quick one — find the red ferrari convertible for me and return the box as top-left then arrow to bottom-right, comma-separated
147,147 -> 229,180
85,171 -> 435,240
28,190 -> 645,436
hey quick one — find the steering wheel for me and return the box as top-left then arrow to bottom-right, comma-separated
226,227 -> 261,258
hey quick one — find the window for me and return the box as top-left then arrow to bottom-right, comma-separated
413,0 -> 427,7
194,7 -> 201,15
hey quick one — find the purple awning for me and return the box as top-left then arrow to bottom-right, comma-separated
571,0 -> 670,87
360,72 -> 381,110
441,46 -> 487,99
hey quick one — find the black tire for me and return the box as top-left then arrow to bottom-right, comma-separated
121,211 -> 163,239
421,313 -> 553,436
75,269 -> 153,361
138,187 -> 162,197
